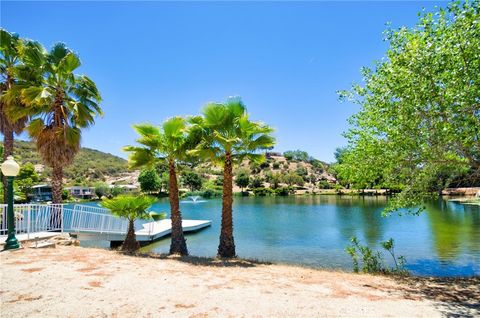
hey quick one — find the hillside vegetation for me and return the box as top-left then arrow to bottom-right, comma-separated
13,140 -> 128,184
11,141 -> 338,197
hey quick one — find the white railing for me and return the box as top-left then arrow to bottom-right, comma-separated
0,204 -> 64,238
69,205 -> 128,234
0,203 -> 133,238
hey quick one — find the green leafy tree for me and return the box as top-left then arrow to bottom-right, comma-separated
283,172 -> 304,187
93,182 -> 110,199
181,170 -> 203,192
190,97 -> 275,257
265,171 -> 283,189
124,117 -> 199,255
138,168 -> 161,193
283,150 -> 309,162
338,1 -> 480,214
249,176 -> 264,189
235,169 -> 250,192
16,162 -> 39,201
21,43 -> 102,203
101,195 -> 156,252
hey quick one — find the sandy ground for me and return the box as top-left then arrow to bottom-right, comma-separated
1,245 -> 479,318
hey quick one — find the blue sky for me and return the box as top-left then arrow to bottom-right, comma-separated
2,1 -> 443,162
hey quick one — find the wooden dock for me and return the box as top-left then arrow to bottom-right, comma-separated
73,219 -> 212,243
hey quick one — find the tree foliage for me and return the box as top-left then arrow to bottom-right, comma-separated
138,168 -> 161,193
337,1 -> 480,214
181,170 -> 203,192
234,169 -> 250,191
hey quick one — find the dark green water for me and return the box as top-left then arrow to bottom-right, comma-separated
81,196 -> 480,276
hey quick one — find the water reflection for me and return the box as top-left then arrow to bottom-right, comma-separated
77,196 -> 480,276
426,200 -> 480,261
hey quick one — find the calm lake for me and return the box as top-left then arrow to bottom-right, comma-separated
80,196 -> 480,277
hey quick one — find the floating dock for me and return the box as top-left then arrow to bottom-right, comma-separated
73,219 -> 212,243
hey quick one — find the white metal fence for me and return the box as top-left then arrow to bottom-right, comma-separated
69,204 -> 128,234
0,204 -> 131,238
0,204 -> 64,237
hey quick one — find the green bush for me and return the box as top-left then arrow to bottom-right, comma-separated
317,180 -> 333,189
249,176 -> 264,189
272,162 -> 280,169
275,186 -> 293,196
252,187 -> 274,196
346,237 -> 407,275
62,189 -> 71,201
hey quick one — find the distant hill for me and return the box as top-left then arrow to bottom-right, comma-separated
13,140 -> 128,184
11,141 -> 337,193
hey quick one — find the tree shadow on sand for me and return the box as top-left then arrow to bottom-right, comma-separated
394,276 -> 480,317
125,251 -> 271,268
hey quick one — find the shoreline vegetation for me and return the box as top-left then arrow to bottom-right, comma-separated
2,244 -> 479,317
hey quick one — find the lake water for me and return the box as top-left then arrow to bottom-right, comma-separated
79,196 -> 480,277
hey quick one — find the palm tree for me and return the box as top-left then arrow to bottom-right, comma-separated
101,195 -> 158,252
190,97 -> 275,257
0,29 -> 32,201
124,117 -> 198,255
21,43 -> 102,203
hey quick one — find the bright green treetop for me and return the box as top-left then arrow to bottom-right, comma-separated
124,117 -> 197,168
189,97 -> 276,165
101,195 -> 157,222
337,0 -> 480,214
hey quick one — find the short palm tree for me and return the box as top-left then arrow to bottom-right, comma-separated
190,97 -> 275,257
124,117 -> 198,255
101,195 -> 158,252
20,43 -> 102,203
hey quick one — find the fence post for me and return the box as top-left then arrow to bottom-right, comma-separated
100,214 -> 105,234
61,205 -> 64,233
27,205 -> 31,240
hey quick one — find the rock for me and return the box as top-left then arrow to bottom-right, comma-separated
31,242 -> 56,249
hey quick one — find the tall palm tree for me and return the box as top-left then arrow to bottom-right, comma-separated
0,29 -> 31,202
20,43 -> 102,203
190,97 -> 275,257
124,117 -> 198,255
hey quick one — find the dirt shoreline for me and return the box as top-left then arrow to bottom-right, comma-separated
1,246 -> 479,317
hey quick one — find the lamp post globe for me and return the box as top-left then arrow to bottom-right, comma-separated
1,156 -> 20,177
2,156 -> 21,250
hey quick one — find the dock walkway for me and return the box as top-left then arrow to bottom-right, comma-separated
74,219 -> 212,242
1,204 -> 211,245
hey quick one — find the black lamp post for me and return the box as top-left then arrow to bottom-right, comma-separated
1,155 -> 21,250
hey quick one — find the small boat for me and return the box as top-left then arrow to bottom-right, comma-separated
149,211 -> 166,221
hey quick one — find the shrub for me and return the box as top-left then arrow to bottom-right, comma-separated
272,162 -> 280,169
62,189 -> 71,201
260,161 -> 270,169
346,237 -> 407,275
317,180 -> 333,189
235,169 -> 250,192
138,168 -> 161,193
252,187 -> 274,196
249,176 -> 264,189
275,186 -> 293,196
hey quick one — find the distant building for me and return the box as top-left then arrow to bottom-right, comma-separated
110,184 -> 139,192
66,186 -> 95,199
266,152 -> 283,159
29,184 -> 53,202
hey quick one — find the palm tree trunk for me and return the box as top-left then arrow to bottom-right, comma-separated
51,164 -> 63,203
122,219 -> 139,252
168,159 -> 188,255
2,128 -> 13,203
2,74 -> 14,203
218,152 -> 236,258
